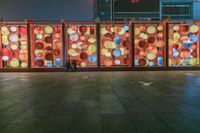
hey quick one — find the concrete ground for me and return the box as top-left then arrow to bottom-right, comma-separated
0,71 -> 200,133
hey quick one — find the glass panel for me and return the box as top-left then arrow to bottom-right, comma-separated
31,24 -> 63,68
100,24 -> 131,67
0,24 -> 28,68
134,23 -> 166,67
162,5 -> 190,15
67,24 -> 97,68
168,22 -> 200,67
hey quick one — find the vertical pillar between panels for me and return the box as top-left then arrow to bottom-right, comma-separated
0,22 -> 2,69
198,21 -> 200,67
27,21 -> 32,69
97,22 -> 100,68
29,21 -> 34,68
132,22 -> 135,68
166,22 -> 169,68
62,21 -> 66,68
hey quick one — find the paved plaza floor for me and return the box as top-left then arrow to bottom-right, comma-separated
0,71 -> 200,133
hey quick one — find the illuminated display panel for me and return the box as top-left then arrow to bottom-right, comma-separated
168,22 -> 200,67
31,24 -> 63,68
0,24 -> 28,68
100,24 -> 131,67
134,23 -> 166,67
67,24 -> 97,68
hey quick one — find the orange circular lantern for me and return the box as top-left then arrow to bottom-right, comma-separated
156,40 -> 165,48
104,59 -> 112,67
80,35 -> 86,41
180,50 -> 190,59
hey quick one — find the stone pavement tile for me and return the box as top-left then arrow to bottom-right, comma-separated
42,114 -> 73,123
100,94 -> 119,103
0,123 -> 36,133
76,106 -> 99,114
120,101 -> 142,108
125,106 -> 158,122
100,94 -> 126,115
159,114 -> 200,133
99,89 -> 113,95
134,120 -> 172,133
137,93 -> 161,102
101,121 -> 136,133
78,98 -> 99,107
33,122 -> 70,133
100,104 -> 126,114
101,114 -> 136,133
72,112 -> 101,123
33,114 -> 73,133
101,114 -> 130,123
182,113 -> 200,126
51,102 -> 77,115
69,122 -> 101,133
145,103 -> 185,114
127,112 -> 158,122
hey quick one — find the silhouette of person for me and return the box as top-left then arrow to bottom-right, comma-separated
71,60 -> 77,71
65,60 -> 71,72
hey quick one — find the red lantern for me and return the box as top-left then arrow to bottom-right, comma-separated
148,36 -> 156,44
191,50 -> 197,57
131,0 -> 139,3
138,41 -> 149,49
44,46 -> 52,51
104,33 -> 113,38
138,58 -> 146,66
180,25 -> 189,34
123,41 -> 130,47
80,52 -> 88,59
90,26 -> 95,35
36,60 -> 44,67
45,36 -> 52,44
173,44 -> 179,49
45,53 -> 53,60
134,48 -> 140,56
11,50 -> 19,58
20,26 -> 27,35
54,26 -> 61,33
36,26 -> 42,31
79,25 -> 87,34
36,42 -> 44,50
2,48 -> 10,56
105,26 -> 111,31
53,49 -> 61,56
191,43 -> 197,49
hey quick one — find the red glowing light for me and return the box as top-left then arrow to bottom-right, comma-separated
131,0 -> 139,3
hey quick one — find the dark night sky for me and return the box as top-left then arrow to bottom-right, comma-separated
0,0 -> 93,21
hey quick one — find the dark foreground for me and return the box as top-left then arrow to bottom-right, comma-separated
0,71 -> 200,133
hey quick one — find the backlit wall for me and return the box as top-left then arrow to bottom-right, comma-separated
30,23 -> 63,68
134,23 -> 166,67
67,24 -> 97,68
0,23 -> 28,68
0,21 -> 200,70
100,24 -> 131,67
168,22 -> 200,67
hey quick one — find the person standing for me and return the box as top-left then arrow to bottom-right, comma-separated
65,60 -> 71,72
71,60 -> 77,71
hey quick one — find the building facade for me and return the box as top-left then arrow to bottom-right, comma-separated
94,0 -> 200,20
